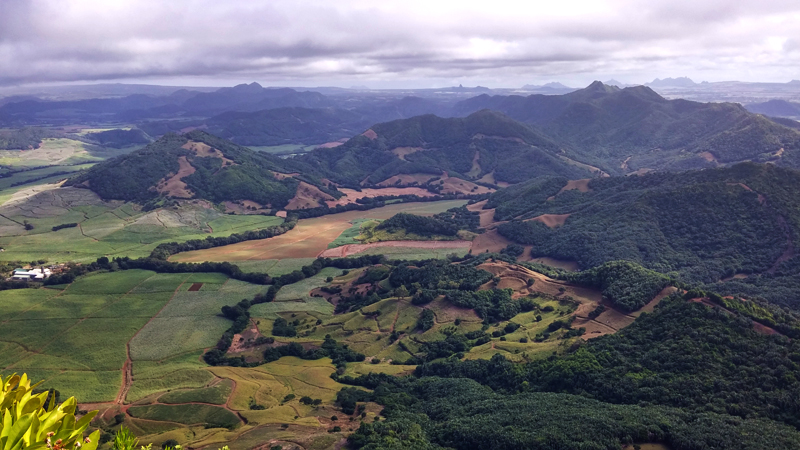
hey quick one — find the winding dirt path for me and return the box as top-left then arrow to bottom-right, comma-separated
114,274 -> 191,407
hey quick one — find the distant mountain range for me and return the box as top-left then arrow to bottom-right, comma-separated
453,81 -> 800,174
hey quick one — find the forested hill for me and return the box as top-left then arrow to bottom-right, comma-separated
454,81 -> 800,175
298,109 -> 596,187
65,130 -> 332,208
491,163 -> 800,295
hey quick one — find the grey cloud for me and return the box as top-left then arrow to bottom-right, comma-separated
1,0 -> 799,87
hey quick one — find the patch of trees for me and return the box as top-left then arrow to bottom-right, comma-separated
416,309 -> 435,331
432,205 -> 481,232
51,223 -> 78,231
445,289 -> 520,322
0,128 -> 53,150
375,213 -> 459,237
389,260 -> 493,291
149,218 -> 297,260
272,318 -> 297,337
565,260 -> 671,312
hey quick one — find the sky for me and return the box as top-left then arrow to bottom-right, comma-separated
1,0 -> 800,89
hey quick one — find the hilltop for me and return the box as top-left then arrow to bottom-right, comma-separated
64,130 -> 334,209
454,81 -> 800,174
298,109 -> 597,188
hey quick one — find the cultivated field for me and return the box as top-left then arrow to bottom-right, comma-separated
170,200 -> 466,262
0,187 -> 284,262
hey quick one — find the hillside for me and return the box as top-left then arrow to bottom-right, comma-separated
201,107 -> 370,146
64,130 -> 332,208
746,99 -> 800,118
298,109 -> 596,188
454,81 -> 800,174
488,163 -> 800,292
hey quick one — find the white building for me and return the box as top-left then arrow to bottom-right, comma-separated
12,268 -> 52,281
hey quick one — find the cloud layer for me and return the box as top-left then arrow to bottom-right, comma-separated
1,0 -> 799,87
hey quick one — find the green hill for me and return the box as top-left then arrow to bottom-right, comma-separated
455,82 -> 800,174
65,130 -> 331,208
299,109 -> 596,187
491,163 -> 800,289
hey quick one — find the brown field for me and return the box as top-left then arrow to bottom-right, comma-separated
377,173 -> 438,187
286,182 -> 335,210
526,213 -> 571,228
440,176 -> 494,195
187,283 -> 203,292
559,179 -> 591,193
170,201 -> 465,262
318,240 -> 471,258
325,187 -> 435,207
272,172 -> 299,181
155,156 -> 195,198
390,147 -> 423,160
316,139 -> 347,149
470,229 -> 513,254
698,151 -> 717,162
182,141 -> 235,166
362,129 -> 378,140
477,170 -> 497,185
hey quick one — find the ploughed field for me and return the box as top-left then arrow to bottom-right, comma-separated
169,200 -> 467,262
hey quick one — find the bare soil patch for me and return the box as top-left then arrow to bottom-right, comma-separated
316,139 -> 348,149
319,240 -> 472,258
440,177 -> 494,195
325,187 -> 436,207
182,141 -> 235,167
273,172 -> 299,181
525,213 -> 571,228
377,173 -> 439,187
477,170 -> 497,185
467,151 -> 482,177
698,151 -> 717,162
155,156 -> 195,198
559,179 -> 591,193
188,283 -> 203,292
362,129 -> 378,140
633,286 -> 677,317
390,147 -> 423,160
286,182 -> 336,210
470,230 -> 513,254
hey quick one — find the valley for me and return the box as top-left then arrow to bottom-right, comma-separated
3,80 -> 800,450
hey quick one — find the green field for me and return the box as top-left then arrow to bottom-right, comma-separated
128,404 -> 241,428
0,188 -> 284,262
159,379 -> 233,405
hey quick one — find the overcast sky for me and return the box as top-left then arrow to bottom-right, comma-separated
2,0 -> 799,89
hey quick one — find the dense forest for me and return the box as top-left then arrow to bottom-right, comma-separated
495,163 -> 799,286
335,296 -> 800,449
